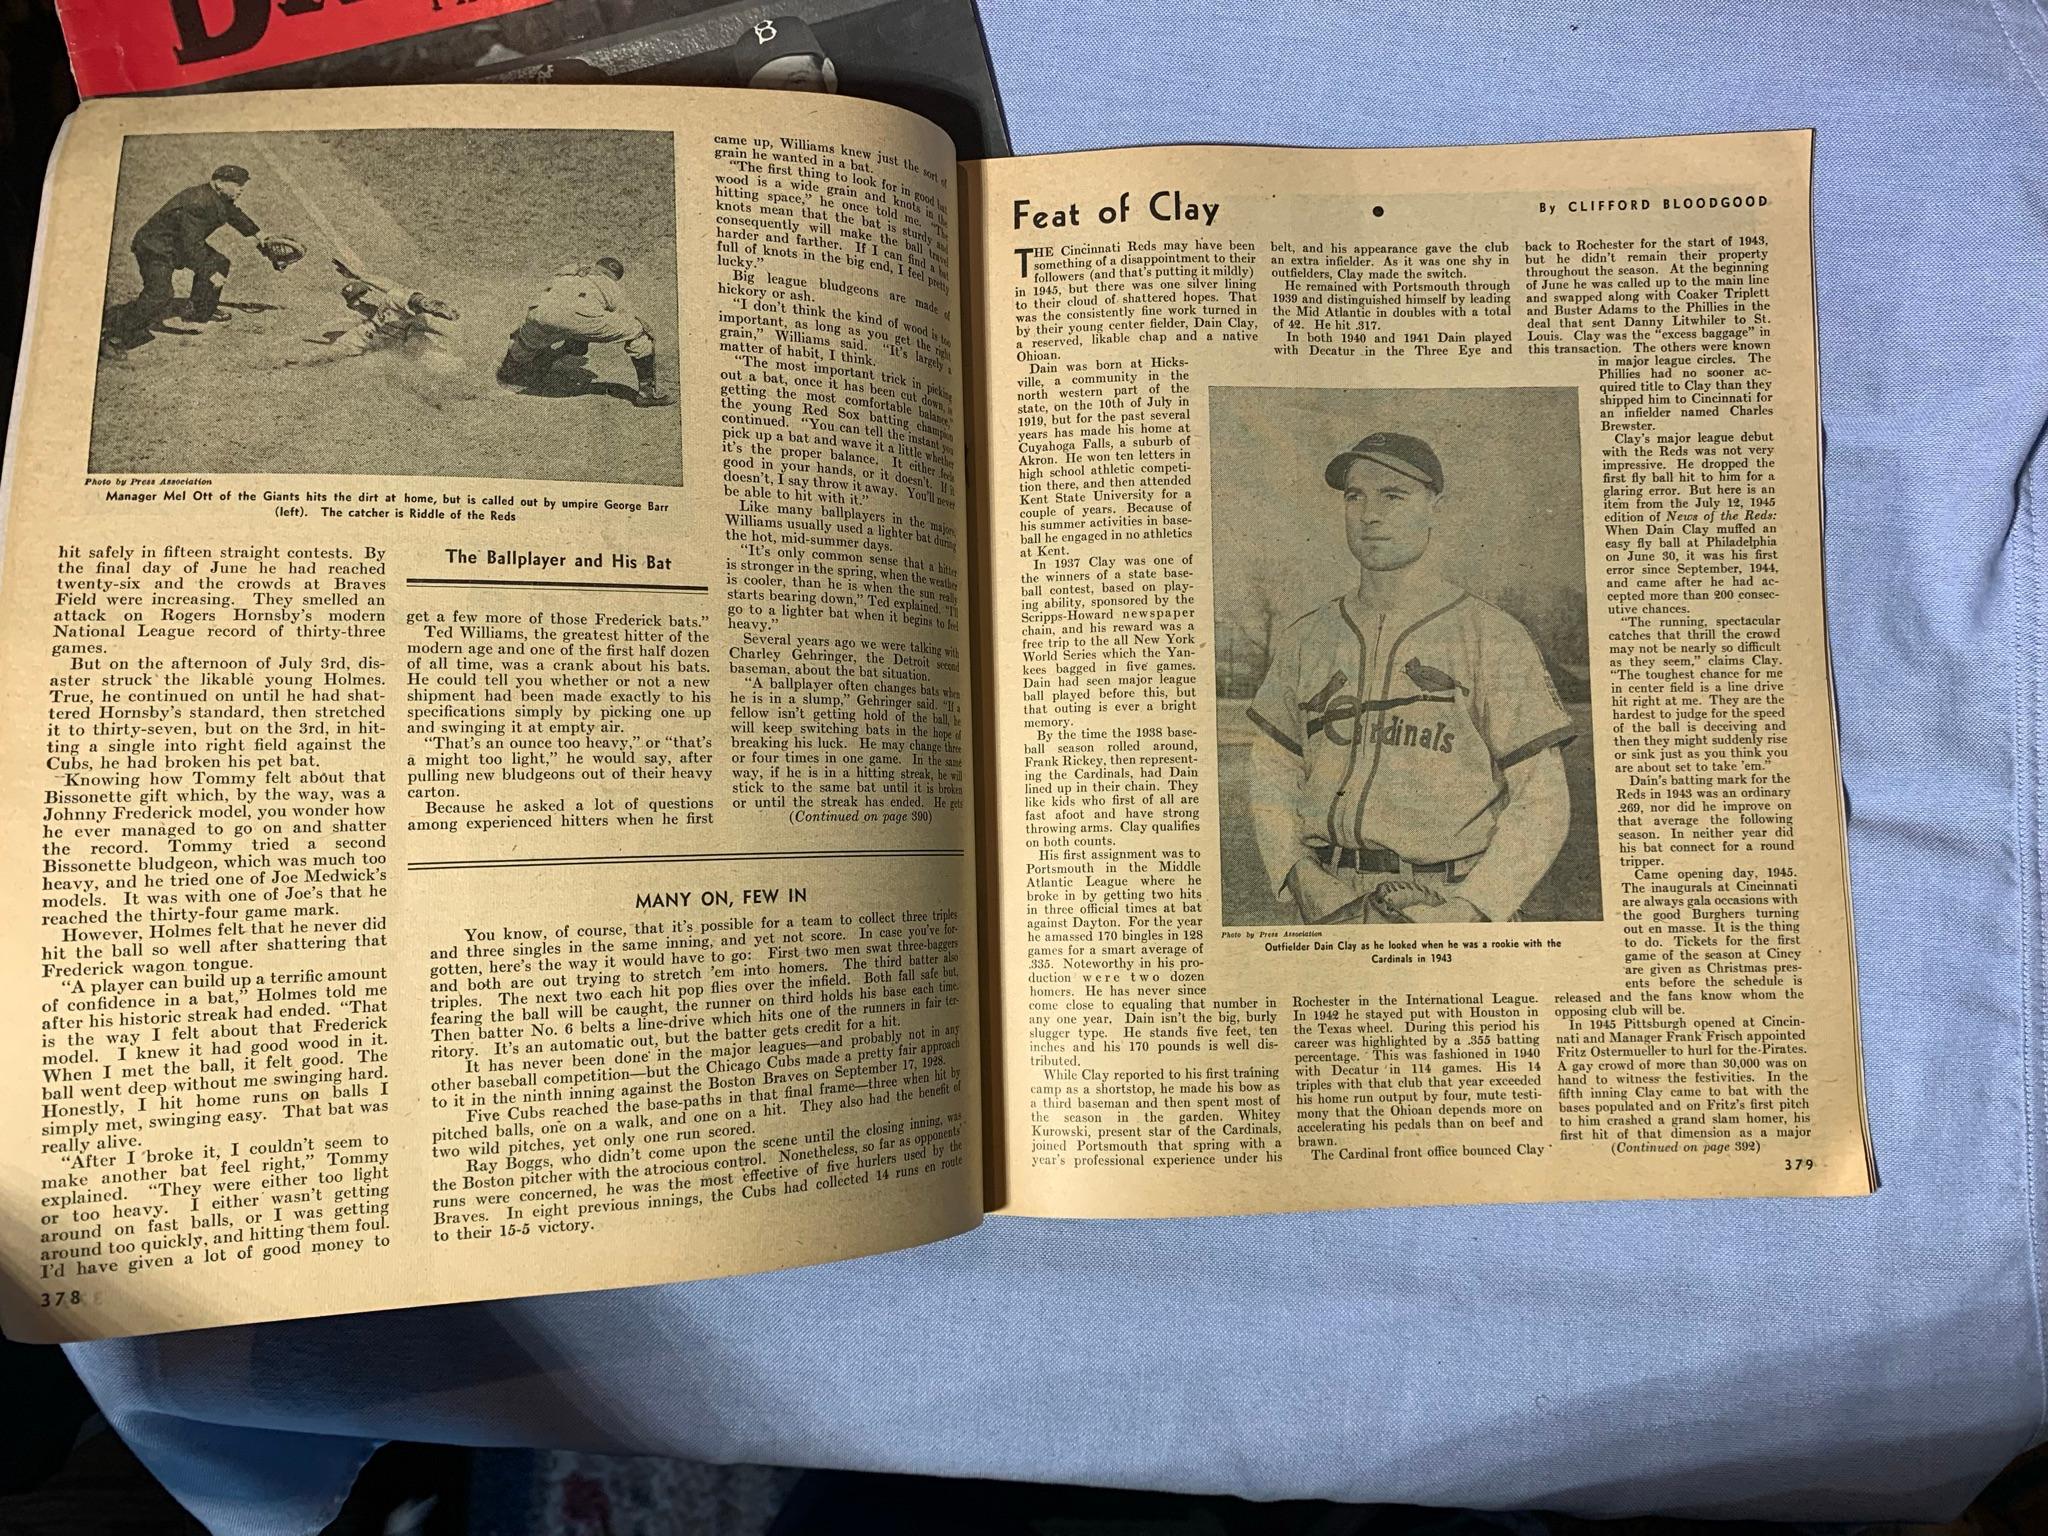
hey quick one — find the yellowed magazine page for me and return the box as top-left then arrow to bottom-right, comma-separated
1,84 -> 977,1341
966,132 -> 1870,1217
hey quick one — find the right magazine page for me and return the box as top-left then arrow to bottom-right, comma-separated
965,131 -> 1875,1217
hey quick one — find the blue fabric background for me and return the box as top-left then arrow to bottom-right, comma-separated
60,3 -> 2048,1531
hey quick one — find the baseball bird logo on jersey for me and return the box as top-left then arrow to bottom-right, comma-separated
1404,658 -> 1468,696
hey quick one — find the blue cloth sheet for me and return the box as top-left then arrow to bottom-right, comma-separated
62,3 -> 2048,1530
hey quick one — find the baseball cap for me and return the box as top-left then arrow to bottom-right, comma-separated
1324,432 -> 1444,494
211,164 -> 250,184
595,257 -> 626,280
745,16 -> 827,65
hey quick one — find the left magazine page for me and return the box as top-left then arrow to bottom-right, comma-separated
1,83 -> 976,1340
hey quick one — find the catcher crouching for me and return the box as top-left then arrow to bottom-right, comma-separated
495,257 -> 673,407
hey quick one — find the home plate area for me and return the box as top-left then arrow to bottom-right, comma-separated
90,128 -> 682,487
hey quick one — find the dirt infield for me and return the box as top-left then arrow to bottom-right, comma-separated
90,128 -> 682,486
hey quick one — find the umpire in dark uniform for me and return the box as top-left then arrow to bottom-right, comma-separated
102,164 -> 265,354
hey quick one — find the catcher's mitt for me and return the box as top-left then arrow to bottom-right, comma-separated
258,235 -> 306,272
1369,877 -> 1446,922
409,293 -> 460,322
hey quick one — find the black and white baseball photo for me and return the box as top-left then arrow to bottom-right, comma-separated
1211,386 -> 1601,927
91,128 -> 682,485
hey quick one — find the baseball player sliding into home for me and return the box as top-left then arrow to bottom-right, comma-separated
1246,432 -> 1574,924
494,256 -> 672,407
281,259 -> 461,368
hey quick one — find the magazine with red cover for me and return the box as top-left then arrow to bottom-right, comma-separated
55,0 -> 560,95
51,1 -> 1009,158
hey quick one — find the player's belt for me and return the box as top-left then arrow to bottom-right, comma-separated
1315,845 -> 1470,877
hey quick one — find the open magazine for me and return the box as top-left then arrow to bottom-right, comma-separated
0,84 -> 1871,1341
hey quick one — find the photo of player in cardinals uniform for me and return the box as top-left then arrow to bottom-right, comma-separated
1243,430 -> 1578,925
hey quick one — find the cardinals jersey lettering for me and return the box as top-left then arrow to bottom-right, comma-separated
1247,591 -> 1574,874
